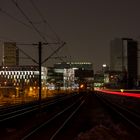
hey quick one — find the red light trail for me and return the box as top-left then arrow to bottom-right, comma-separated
95,89 -> 140,99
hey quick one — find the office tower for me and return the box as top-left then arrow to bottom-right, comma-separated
110,38 -> 138,88
2,42 -> 19,66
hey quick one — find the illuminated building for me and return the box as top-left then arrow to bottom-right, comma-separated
0,66 -> 47,97
2,42 -> 19,66
54,62 -> 93,70
0,65 -> 47,86
49,62 -> 94,89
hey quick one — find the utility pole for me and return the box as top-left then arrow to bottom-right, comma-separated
38,41 -> 65,108
121,41 -> 124,72
38,42 -> 42,105
16,41 -> 65,110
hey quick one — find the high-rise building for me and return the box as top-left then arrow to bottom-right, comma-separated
110,38 -> 138,88
2,42 -> 19,66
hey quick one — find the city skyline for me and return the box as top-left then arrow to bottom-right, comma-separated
0,0 -> 140,72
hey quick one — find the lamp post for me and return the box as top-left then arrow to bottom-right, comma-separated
38,42 -> 42,106
102,64 -> 107,84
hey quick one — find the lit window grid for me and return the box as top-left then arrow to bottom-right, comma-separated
0,70 -> 47,86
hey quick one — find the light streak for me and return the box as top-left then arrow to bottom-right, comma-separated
95,88 -> 140,98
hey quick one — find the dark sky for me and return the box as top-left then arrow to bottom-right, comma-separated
0,0 -> 140,72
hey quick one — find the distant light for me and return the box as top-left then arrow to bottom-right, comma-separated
120,89 -> 124,92
72,68 -> 78,70
80,84 -> 84,89
102,64 -> 107,67
110,75 -> 114,78
29,87 -> 33,91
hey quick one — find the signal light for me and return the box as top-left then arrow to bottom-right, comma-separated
80,84 -> 84,89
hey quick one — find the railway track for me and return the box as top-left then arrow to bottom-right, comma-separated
0,92 -> 82,140
95,91 -> 140,132
21,94 -> 86,140
1,91 -> 140,140
0,93 -> 76,123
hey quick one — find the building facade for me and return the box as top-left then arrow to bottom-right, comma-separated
0,65 -> 47,97
48,62 -> 94,90
2,42 -> 19,66
54,62 -> 93,70
110,38 -> 138,88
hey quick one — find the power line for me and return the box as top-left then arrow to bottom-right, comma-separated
12,1 -> 63,51
12,0 -> 48,42
0,6 -> 59,41
0,37 -> 17,42
11,0 -> 66,63
42,42 -> 66,64
0,40 -> 38,64
28,0 -> 66,62
29,0 -> 61,42
17,45 -> 38,64
0,7 -> 32,29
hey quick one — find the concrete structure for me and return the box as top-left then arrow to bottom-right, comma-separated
2,42 -> 19,66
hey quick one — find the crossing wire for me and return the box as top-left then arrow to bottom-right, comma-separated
0,7 -> 58,41
12,0 -> 48,42
29,0 -> 61,42
29,0 -> 65,62
0,7 -> 31,29
3,0 -> 66,63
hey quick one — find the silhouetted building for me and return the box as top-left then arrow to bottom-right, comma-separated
2,42 -> 19,66
110,38 -> 138,88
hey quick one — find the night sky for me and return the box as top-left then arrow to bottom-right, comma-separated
0,0 -> 140,72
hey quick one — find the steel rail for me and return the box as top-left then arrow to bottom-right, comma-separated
0,94 -> 77,123
95,92 -> 140,130
21,95 -> 85,140
50,99 -> 85,140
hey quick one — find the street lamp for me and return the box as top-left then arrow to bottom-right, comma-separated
102,64 -> 107,68
102,64 -> 107,84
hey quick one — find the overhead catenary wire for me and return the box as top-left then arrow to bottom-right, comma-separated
0,1 -> 67,67
0,8 -> 37,61
12,0 -> 65,61
42,42 -> 66,64
12,0 -> 62,44
0,38 -> 38,64
0,37 -> 17,43
0,7 -> 32,29
17,45 -> 38,64
29,0 -> 61,42
12,0 -> 48,42
0,7 -> 59,41
28,0 -> 65,62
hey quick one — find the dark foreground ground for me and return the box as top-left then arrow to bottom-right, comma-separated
55,92 -> 140,140
1,92 -> 140,140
